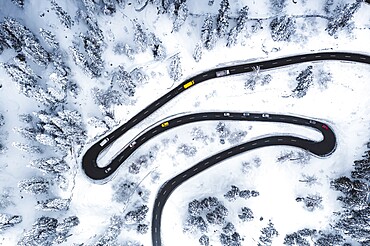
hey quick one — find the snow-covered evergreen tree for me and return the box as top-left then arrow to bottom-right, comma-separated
199,235 -> 210,246
269,0 -> 287,14
36,198 -> 71,211
168,54 -> 182,81
270,16 -> 296,42
93,215 -> 123,246
0,213 -> 22,232
292,65 -> 313,98
50,0 -> 74,29
169,1 -> 189,32
259,220 -> 279,245
216,0 -> 230,38
11,0 -> 24,8
1,17 -> 50,66
326,2 -> 361,36
201,15 -> 217,50
238,207 -> 254,222
29,157 -> 70,174
193,42 -> 203,62
18,176 -> 49,195
124,205 -> 149,224
111,65 -> 136,97
148,33 -> 166,61
133,21 -> 148,53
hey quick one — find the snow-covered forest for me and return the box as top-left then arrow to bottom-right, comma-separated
0,0 -> 369,245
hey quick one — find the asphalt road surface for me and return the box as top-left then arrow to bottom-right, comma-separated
81,52 -> 369,246
82,52 -> 370,180
151,113 -> 336,246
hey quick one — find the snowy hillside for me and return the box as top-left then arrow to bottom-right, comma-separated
0,0 -> 369,246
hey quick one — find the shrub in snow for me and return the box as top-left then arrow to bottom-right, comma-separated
259,220 -> 279,245
18,176 -> 49,195
296,194 -> 323,212
228,131 -> 247,144
238,207 -> 254,222
216,122 -> 230,139
269,16 -> 296,42
0,213 -> 22,232
191,127 -> 213,144
316,69 -> 332,90
112,180 -> 137,204
299,174 -> 319,187
224,185 -> 240,201
177,144 -> 197,157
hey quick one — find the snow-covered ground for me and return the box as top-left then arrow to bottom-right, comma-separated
0,0 -> 369,245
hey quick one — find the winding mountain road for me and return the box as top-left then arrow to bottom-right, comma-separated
82,51 -> 370,180
81,52 -> 370,246
151,114 -> 336,246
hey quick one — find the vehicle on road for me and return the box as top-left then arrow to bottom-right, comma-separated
224,113 -> 230,117
262,113 -> 269,118
216,69 -> 230,77
104,167 -> 111,173
99,137 -> 109,147
183,80 -> 195,89
161,122 -> 169,128
129,141 -> 136,148
309,120 -> 316,124
322,124 -> 329,130
243,112 -> 250,116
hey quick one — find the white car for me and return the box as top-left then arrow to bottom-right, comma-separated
309,120 -> 316,124
224,113 -> 230,117
243,113 -> 250,116
262,113 -> 269,118
129,141 -> 137,148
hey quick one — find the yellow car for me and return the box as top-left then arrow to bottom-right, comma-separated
183,80 -> 195,89
161,122 -> 169,128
